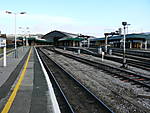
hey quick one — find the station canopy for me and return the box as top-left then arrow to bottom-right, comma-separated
90,33 -> 150,41
59,36 -> 84,41
109,34 -> 149,41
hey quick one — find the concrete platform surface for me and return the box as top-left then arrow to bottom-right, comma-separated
0,47 -> 55,113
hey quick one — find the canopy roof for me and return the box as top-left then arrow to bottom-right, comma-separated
42,30 -> 79,42
42,30 -> 92,43
59,36 -> 84,41
91,33 -> 150,41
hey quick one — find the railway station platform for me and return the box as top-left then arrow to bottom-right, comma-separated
0,46 -> 59,113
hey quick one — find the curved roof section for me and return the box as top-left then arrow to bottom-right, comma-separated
61,31 -> 79,38
42,30 -> 80,42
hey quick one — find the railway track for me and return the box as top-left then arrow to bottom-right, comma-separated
44,47 -> 150,91
111,48 -> 150,58
89,47 -> 150,71
110,49 -> 150,70
104,55 -> 150,71
37,48 -> 114,113
111,52 -> 150,63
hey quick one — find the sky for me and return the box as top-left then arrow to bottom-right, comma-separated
0,0 -> 150,37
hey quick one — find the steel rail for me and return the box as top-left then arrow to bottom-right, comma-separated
45,48 -> 150,90
37,48 -> 75,113
38,48 -> 114,113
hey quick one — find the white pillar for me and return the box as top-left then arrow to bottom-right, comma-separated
98,48 -> 102,54
26,37 -> 28,46
109,49 -> 112,55
102,52 -> 104,62
3,47 -> 6,67
78,49 -> 80,54
73,41 -> 75,47
105,36 -> 108,53
145,40 -> 147,50
80,42 -> 82,47
130,41 -> 132,48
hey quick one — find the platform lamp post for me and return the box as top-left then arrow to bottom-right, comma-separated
26,27 -> 30,46
6,11 -> 26,58
18,27 -> 25,46
19,27 -> 29,46
122,22 -> 128,68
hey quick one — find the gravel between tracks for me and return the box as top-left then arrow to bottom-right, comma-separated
45,48 -> 150,113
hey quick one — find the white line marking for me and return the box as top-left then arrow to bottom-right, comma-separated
35,47 -> 61,113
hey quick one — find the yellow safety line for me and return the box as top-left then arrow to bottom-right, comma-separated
1,48 -> 32,113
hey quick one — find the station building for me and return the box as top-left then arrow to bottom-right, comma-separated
90,33 -> 150,49
42,30 -> 89,47
16,34 -> 50,46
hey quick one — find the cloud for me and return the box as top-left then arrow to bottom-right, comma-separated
0,12 -> 123,37
0,12 -> 76,24
0,12 -> 80,34
18,14 -> 78,25
1,12 -> 148,37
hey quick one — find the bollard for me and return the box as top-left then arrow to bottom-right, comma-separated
98,48 -> 102,54
109,49 -> 112,55
78,49 -> 80,54
123,58 -> 128,68
102,52 -> 104,62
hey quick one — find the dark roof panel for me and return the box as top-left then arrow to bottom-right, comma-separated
42,30 -> 80,42
90,33 -> 150,41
